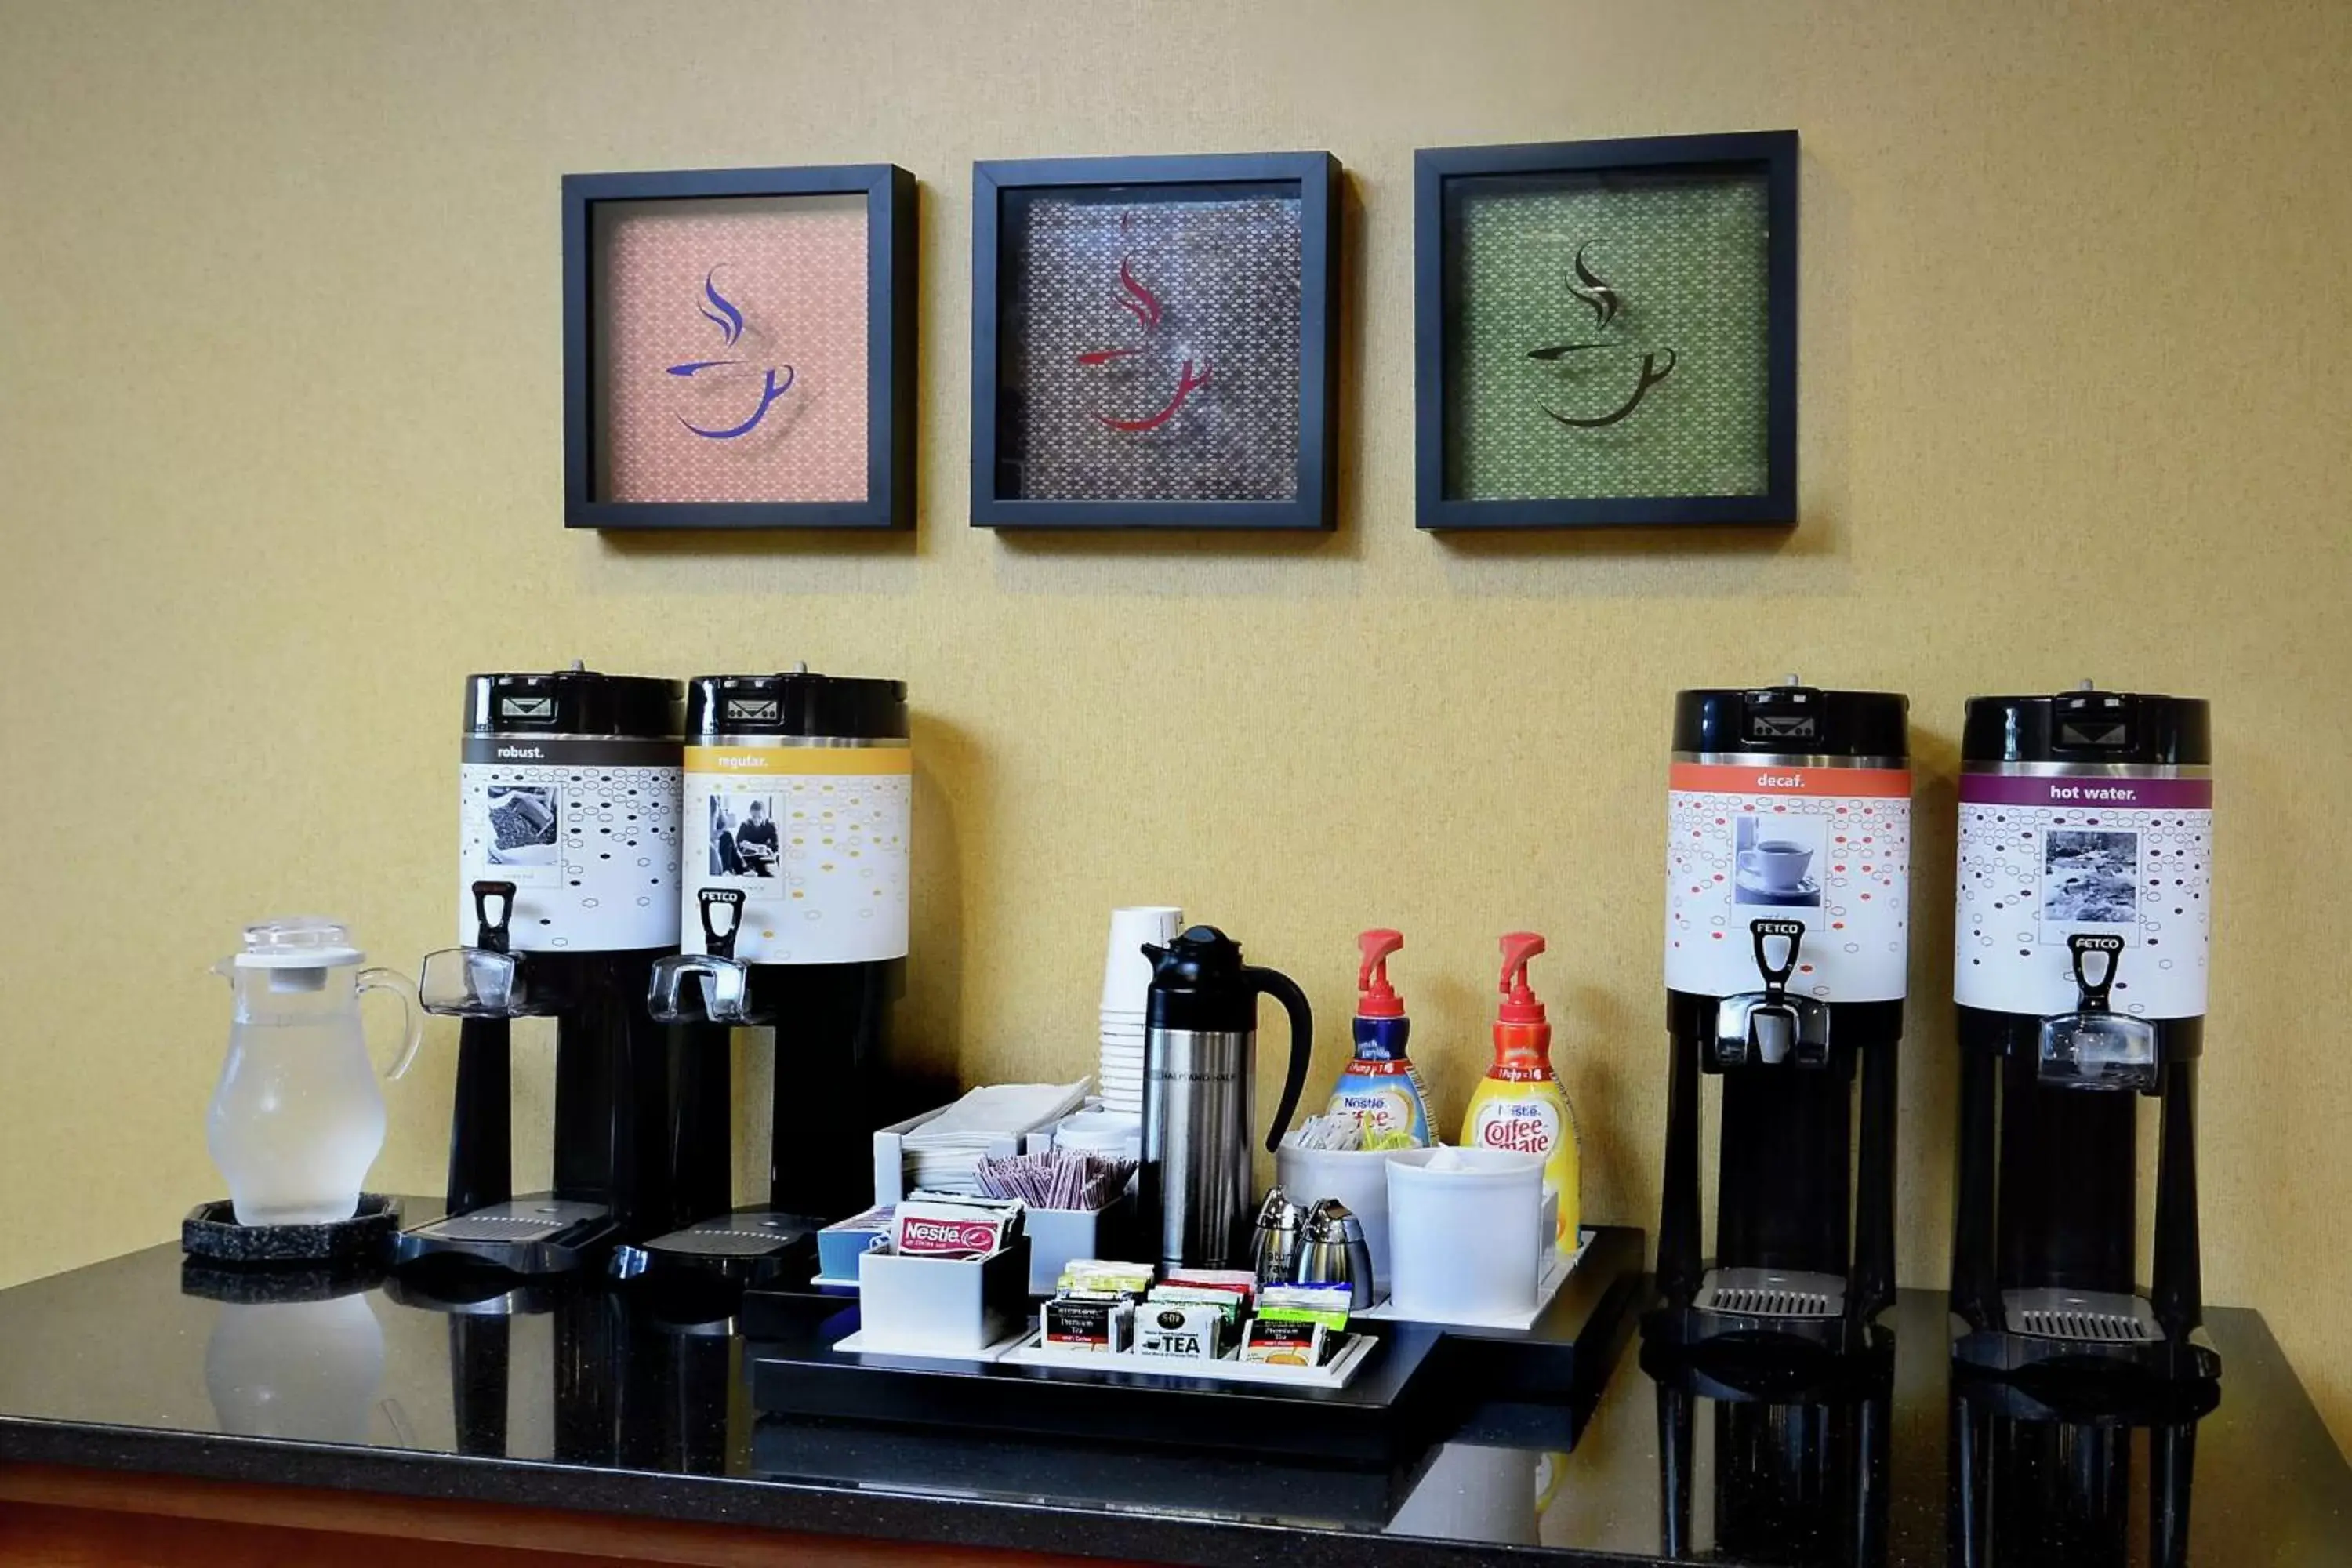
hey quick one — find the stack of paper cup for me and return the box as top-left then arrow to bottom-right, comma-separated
1099,906 -> 1181,1115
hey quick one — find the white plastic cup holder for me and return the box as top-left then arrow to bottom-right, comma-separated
1385,1148 -> 1546,1323
1276,1139 -> 1406,1292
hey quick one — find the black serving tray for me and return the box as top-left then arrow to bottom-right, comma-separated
745,1224 -> 1646,1461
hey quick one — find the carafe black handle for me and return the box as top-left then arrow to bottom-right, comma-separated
1244,965 -> 1315,1153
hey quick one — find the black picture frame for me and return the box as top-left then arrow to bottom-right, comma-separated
1414,131 -> 1798,531
971,151 -> 1341,531
561,163 -> 916,531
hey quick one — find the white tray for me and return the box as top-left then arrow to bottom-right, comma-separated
999,1327 -> 1381,1389
829,1326 -> 1031,1364
1354,1228 -> 1595,1330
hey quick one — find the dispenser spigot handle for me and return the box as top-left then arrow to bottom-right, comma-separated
1748,918 -> 1806,1001
2067,933 -> 2124,1014
470,881 -> 517,955
1496,932 -> 1548,1025
699,887 -> 747,960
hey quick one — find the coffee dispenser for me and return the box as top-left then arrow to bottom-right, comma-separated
629,670 -> 911,1287
1947,687 -> 2218,1386
1652,681 -> 1910,1355
396,668 -> 685,1275
1139,926 -> 1314,1272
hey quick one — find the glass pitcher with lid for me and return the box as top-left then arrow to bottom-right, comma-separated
208,917 -> 422,1226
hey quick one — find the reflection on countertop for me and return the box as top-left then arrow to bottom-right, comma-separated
0,1243 -> 2347,1566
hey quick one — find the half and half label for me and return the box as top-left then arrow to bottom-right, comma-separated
1954,771 -> 2211,1019
681,744 -> 911,964
1664,762 -> 1912,1003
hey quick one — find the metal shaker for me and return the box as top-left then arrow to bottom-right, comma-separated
1138,927 -> 1315,1272
1297,1199 -> 1376,1310
1251,1190 -> 1307,1286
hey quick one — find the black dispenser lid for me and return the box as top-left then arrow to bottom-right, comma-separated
1962,687 -> 2210,767
686,671 -> 909,741
463,668 -> 681,739
1672,681 -> 1909,762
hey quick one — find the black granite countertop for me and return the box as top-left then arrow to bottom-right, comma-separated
0,1240 -> 2345,1566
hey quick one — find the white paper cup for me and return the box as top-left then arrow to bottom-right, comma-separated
1276,1138 -> 1406,1291
1101,907 -> 1183,1014
1385,1148 -> 1545,1322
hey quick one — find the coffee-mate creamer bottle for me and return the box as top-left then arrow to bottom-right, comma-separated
1324,929 -> 1433,1147
1459,932 -> 1579,1243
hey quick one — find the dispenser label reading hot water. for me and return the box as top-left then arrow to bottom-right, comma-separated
1954,771 -> 2211,1018
1664,763 -> 1912,1002
458,737 -> 683,951
682,745 -> 912,965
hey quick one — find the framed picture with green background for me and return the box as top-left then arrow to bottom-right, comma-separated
1415,131 -> 1797,529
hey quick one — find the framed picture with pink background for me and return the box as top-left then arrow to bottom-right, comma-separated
563,164 -> 916,529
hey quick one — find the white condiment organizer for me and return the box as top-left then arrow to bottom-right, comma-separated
1000,1327 -> 1382,1389
851,1237 -> 1029,1356
1356,1228 -> 1595,1330
1022,1196 -> 1136,1296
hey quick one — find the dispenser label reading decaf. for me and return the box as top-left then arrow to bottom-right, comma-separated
1664,763 -> 1912,1003
681,744 -> 911,964
457,737 -> 681,951
1954,772 -> 2211,1019
1468,1097 -> 1563,1157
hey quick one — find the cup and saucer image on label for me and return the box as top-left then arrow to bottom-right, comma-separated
1733,816 -> 1823,907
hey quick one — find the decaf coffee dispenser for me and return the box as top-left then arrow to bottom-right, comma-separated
397,668 -> 685,1275
1652,681 -> 1911,1355
1947,686 -> 2219,1385
632,670 -> 911,1283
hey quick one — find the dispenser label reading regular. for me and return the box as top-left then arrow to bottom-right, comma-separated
1954,772 -> 2211,1018
457,738 -> 682,951
682,745 -> 911,964
1664,764 -> 1912,1003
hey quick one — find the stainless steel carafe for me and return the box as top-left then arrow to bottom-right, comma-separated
1138,927 -> 1314,1272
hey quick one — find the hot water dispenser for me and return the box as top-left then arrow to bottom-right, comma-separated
1947,685 -> 2218,1388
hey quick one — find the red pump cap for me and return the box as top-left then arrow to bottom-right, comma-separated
1356,928 -> 1406,1018
1497,931 -> 1547,1025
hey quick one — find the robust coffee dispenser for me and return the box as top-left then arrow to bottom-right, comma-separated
1947,687 -> 2218,1386
628,670 -> 911,1287
1652,681 -> 1911,1356
396,668 -> 685,1275
1139,926 -> 1314,1272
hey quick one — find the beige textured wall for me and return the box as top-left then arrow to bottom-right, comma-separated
2,0 -> 2347,1451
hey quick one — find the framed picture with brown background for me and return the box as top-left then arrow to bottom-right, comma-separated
1416,131 -> 1797,530
971,152 -> 1341,530
562,164 -> 916,530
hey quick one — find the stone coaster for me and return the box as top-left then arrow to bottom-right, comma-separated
181,1195 -> 401,1265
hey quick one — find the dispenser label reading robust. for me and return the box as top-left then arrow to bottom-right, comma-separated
681,744 -> 911,964
1664,763 -> 1912,1002
1954,771 -> 2210,1019
457,737 -> 682,951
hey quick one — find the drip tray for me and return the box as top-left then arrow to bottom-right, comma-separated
1695,1267 -> 1847,1321
391,1197 -> 615,1276
2005,1288 -> 2161,1345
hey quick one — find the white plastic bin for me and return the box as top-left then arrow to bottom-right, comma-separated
1276,1140 -> 1404,1291
1385,1147 -> 1546,1323
1022,1196 -> 1138,1295
855,1239 -> 1028,1355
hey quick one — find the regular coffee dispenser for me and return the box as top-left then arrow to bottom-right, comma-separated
1650,681 -> 1910,1357
1947,686 -> 2219,1388
629,670 -> 911,1288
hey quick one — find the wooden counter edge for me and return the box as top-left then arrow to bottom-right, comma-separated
0,1460 -> 1127,1567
